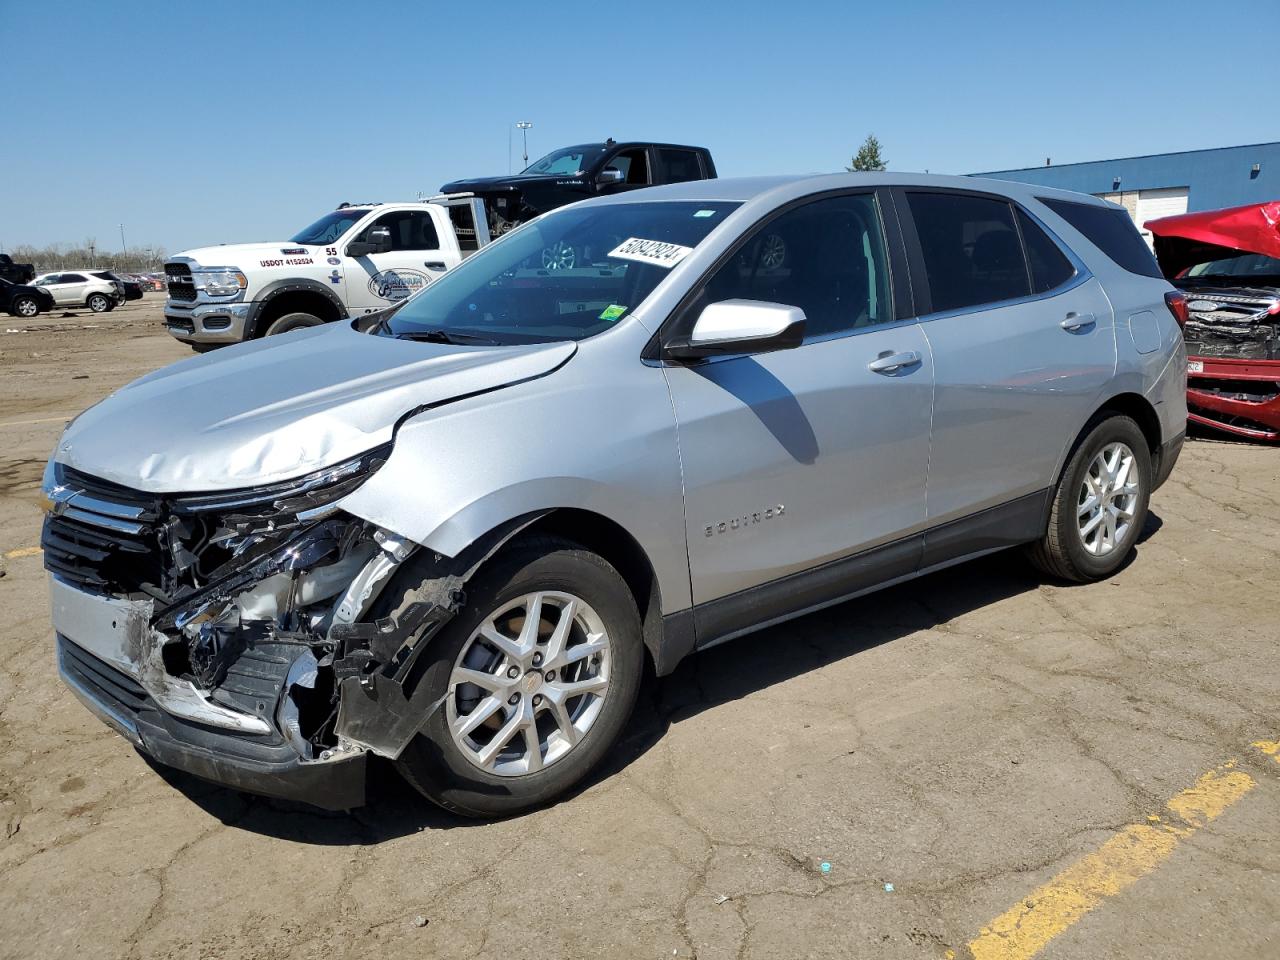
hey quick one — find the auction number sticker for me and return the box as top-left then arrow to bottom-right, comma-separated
608,237 -> 694,269
1187,359 -> 1204,374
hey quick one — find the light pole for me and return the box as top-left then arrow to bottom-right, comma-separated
119,223 -> 126,256
516,121 -> 532,168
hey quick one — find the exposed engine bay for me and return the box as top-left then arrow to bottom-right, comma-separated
1147,201 -> 1280,441
41,445 -> 491,765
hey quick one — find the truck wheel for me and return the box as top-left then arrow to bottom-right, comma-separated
388,537 -> 644,818
87,293 -> 111,313
263,311 -> 324,336
1027,414 -> 1151,583
10,296 -> 39,318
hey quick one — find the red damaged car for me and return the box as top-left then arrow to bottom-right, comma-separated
1146,201 -> 1280,441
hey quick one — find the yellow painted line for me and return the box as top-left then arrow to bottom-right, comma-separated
968,760 -> 1256,960
0,414 -> 75,428
1252,740 -> 1280,762
2,546 -> 42,559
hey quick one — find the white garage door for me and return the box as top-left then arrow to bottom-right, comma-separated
1135,187 -> 1189,247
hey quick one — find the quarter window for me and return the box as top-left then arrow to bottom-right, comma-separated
1038,198 -> 1163,279
1017,209 -> 1076,293
697,193 -> 892,339
658,148 -> 703,184
907,192 -> 1031,313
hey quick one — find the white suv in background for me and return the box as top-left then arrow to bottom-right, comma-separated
32,271 -> 124,313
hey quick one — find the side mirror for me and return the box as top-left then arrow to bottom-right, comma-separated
346,225 -> 393,257
597,167 -> 624,186
664,300 -> 806,361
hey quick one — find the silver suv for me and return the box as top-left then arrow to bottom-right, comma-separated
43,174 -> 1187,816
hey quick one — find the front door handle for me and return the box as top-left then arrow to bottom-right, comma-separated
424,261 -> 447,270
1060,312 -> 1096,332
867,350 -> 922,374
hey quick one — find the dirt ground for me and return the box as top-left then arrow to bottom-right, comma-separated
0,299 -> 1277,960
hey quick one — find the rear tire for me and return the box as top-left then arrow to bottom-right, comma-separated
387,537 -> 644,818
263,311 -> 324,336
10,296 -> 39,318
87,293 -> 110,313
1028,414 -> 1151,583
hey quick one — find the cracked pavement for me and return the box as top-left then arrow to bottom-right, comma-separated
1,301 -> 1277,959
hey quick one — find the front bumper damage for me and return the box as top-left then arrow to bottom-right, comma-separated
1186,356 -> 1280,442
44,457 -> 498,809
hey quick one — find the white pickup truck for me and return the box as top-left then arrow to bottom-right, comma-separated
163,197 -> 490,349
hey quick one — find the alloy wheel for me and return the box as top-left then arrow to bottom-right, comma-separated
446,591 -> 611,776
541,241 -> 577,271
16,299 -> 37,317
1077,442 -> 1139,556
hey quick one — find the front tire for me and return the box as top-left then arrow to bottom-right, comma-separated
1028,414 -> 1151,583
87,293 -> 110,313
10,296 -> 39,318
263,311 -> 324,336
388,537 -> 644,818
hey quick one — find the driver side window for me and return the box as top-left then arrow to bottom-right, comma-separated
697,193 -> 893,339
358,211 -> 440,251
604,149 -> 650,186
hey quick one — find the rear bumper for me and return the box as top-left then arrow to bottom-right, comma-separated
1186,355 -> 1280,441
57,634 -> 366,810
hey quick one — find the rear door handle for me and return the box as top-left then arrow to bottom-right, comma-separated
867,350 -> 922,374
1061,312 -> 1096,332
424,261 -> 447,270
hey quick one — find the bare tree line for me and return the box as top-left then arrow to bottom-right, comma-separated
1,240 -> 168,274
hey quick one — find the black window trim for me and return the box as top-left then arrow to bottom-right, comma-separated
647,186 -> 916,363
893,186 -> 1090,323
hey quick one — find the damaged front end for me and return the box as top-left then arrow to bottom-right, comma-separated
43,446 -> 467,808
1147,201 -> 1280,441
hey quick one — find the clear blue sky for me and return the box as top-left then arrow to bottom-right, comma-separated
2,0 -> 1274,254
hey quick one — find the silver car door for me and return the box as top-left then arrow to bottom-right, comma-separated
660,191 -> 934,638
897,189 -> 1117,552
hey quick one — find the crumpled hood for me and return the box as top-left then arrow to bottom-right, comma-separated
174,242 -> 317,271
55,323 -> 576,492
1147,202 -> 1280,278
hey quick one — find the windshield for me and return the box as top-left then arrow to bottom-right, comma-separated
1184,251 -> 1280,283
290,209 -> 369,245
522,146 -> 603,177
382,201 -> 740,344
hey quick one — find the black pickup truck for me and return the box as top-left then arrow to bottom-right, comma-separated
440,139 -> 717,241
0,254 -> 36,284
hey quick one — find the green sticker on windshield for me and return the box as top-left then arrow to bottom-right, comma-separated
694,209 -> 717,218
599,304 -> 628,322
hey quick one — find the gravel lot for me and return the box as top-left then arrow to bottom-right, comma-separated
1,299 -> 1277,960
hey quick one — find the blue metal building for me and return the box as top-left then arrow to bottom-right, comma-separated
973,142 -> 1280,243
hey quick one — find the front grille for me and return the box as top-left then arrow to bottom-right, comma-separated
165,261 -> 197,302
42,469 -> 166,594
1184,291 -> 1280,361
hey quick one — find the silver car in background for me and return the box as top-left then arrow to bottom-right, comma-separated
43,173 -> 1187,816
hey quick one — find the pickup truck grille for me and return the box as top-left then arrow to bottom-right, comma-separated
42,469 -> 166,595
165,262 -> 197,302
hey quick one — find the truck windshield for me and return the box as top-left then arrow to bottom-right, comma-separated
381,201 -> 740,345
290,209 -> 369,244
522,147 -> 598,176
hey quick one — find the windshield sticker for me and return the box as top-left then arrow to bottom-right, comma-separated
608,237 -> 694,269
694,209 -> 718,218
599,304 -> 628,322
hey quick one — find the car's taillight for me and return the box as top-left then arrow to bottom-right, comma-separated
1164,290 -> 1189,329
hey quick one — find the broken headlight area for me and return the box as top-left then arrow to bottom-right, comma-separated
41,444 -> 465,760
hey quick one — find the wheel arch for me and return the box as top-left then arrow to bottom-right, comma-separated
1052,391 -> 1164,501
246,279 -> 347,338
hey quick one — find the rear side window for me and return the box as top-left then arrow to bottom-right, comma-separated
62,274 -> 87,283
659,148 -> 702,183
906,192 -> 1030,312
1016,209 -> 1075,293
1038,198 -> 1163,279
